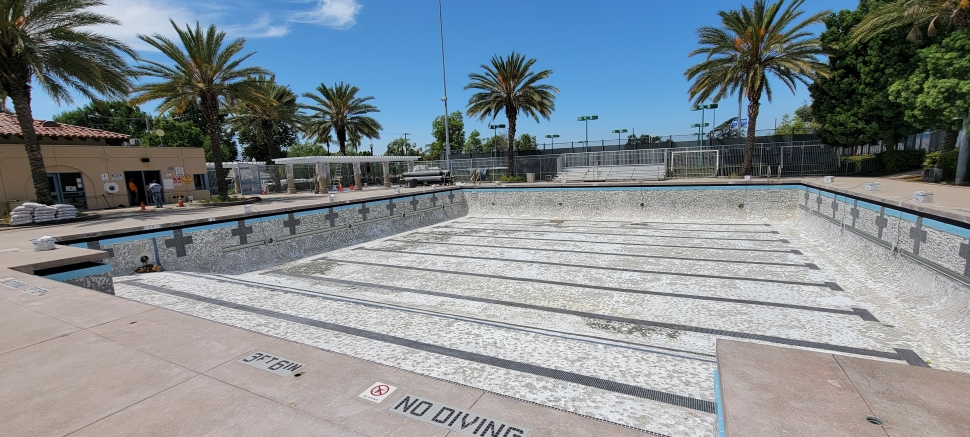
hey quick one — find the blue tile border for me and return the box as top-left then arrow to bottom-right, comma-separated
465,185 -> 804,193
39,263 -> 113,282
100,230 -> 173,246
714,369 -> 725,437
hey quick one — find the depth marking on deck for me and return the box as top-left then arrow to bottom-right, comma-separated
391,394 -> 530,437
124,282 -> 719,412
407,232 -> 803,254
238,351 -> 305,376
437,225 -> 788,243
388,239 -> 815,269
352,248 -> 841,290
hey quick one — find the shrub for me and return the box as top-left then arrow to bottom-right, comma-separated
925,149 -> 963,182
839,155 -> 883,175
499,175 -> 526,182
879,149 -> 926,174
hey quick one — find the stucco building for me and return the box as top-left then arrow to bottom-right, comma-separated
0,114 -> 210,215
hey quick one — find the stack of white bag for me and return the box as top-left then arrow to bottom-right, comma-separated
53,204 -> 77,220
8,204 -> 34,225
30,204 -> 57,223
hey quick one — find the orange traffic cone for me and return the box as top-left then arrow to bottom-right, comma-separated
140,202 -> 146,211
350,184 -> 355,191
338,182 -> 343,192
262,187 -> 267,195
177,196 -> 185,207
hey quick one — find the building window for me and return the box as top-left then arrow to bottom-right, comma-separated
193,174 -> 206,190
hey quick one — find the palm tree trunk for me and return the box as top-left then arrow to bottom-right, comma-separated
263,121 -> 282,189
204,97 -> 228,198
6,78 -> 54,204
506,109 -> 517,176
742,99 -> 760,176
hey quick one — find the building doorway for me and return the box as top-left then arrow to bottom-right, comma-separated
46,172 -> 88,209
123,170 -> 162,207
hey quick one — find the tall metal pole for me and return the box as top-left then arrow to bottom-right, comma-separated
438,0 -> 450,170
701,108 -> 706,147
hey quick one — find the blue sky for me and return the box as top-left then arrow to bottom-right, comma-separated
32,0 -> 852,154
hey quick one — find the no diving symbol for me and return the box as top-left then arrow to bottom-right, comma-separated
371,384 -> 390,397
359,382 -> 397,403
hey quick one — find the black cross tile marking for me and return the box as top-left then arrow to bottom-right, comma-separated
448,191 -> 455,204
324,207 -> 339,227
163,229 -> 194,257
830,198 -> 839,218
909,217 -> 927,256
959,240 -> 970,277
430,194 -> 438,207
283,213 -> 301,235
86,241 -> 114,258
387,199 -> 396,216
850,200 -> 860,228
359,204 -> 370,221
815,194 -> 824,212
231,220 -> 254,245
875,207 -> 889,239
410,196 -> 420,211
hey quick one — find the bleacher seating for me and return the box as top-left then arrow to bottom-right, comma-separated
554,165 -> 667,183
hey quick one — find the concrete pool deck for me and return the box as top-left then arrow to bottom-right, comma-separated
1,176 -> 969,436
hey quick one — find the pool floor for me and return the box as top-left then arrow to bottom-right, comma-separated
113,216 -> 957,437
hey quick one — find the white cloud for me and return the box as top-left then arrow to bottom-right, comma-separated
84,0 -> 361,53
290,0 -> 361,29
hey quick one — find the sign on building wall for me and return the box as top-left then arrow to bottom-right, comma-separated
101,173 -> 109,181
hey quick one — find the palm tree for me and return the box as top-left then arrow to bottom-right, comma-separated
465,52 -> 558,175
227,75 -> 303,163
0,0 -> 134,204
301,82 -> 381,155
850,0 -> 970,43
685,0 -> 829,176
130,20 -> 271,199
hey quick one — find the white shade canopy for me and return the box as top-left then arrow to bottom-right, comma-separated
273,156 -> 420,164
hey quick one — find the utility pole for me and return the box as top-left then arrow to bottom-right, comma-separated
437,0 -> 451,170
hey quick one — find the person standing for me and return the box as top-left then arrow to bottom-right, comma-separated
148,180 -> 163,208
127,180 -> 139,206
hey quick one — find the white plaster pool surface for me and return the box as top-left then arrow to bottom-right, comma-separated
113,215 -> 969,437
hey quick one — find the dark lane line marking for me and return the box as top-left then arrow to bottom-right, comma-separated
261,272 -> 718,359
462,218 -> 773,226
408,232 -> 803,255
179,273 -> 716,363
437,225 -> 789,243
328,259 -> 866,318
387,239 -> 817,269
547,224 -> 779,234
353,247 -> 838,290
126,282 -> 718,413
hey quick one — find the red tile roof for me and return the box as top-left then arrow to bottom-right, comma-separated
0,113 -> 130,140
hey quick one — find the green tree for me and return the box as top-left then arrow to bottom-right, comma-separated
685,0 -> 829,175
810,1 -> 922,148
383,138 -> 416,156
286,140 -> 329,158
514,133 -> 538,151
482,134 -> 508,153
889,31 -> 970,138
53,101 -> 149,137
301,82 -> 382,155
229,76 -> 303,164
0,0 -> 134,204
137,116 -> 235,162
426,111 -> 465,160
465,52 -> 559,175
130,20 -> 270,199
464,129 -> 484,153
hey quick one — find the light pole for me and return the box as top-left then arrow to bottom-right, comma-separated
545,134 -> 559,151
437,0 -> 451,170
578,115 -> 598,165
489,123 -> 505,170
612,129 -> 628,146
692,123 -> 710,147
691,103 -> 718,146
